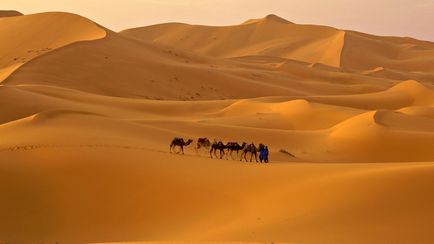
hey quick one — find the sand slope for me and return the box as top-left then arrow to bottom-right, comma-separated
0,12 -> 106,82
1,11 -> 434,244
1,80 -> 433,164
2,29 -> 395,99
2,13 -> 433,100
121,15 -> 434,73
121,15 -> 346,67
342,31 -> 434,72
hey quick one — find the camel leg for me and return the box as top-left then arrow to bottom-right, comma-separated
254,152 -> 258,162
213,147 -> 219,159
250,152 -> 253,162
210,148 -> 213,158
181,145 -> 184,155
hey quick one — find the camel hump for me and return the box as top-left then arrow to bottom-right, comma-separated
173,137 -> 184,143
198,138 -> 208,143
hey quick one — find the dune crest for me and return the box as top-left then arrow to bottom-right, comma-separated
242,14 -> 294,25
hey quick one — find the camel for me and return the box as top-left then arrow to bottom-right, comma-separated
210,140 -> 226,159
240,143 -> 258,162
169,137 -> 193,154
226,142 -> 246,160
196,138 -> 211,153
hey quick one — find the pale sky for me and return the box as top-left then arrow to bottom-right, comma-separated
3,0 -> 434,41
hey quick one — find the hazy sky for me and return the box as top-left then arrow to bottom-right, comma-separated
3,0 -> 434,41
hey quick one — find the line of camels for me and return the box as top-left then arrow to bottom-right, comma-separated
169,137 -> 269,163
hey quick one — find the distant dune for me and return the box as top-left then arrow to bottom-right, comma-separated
121,14 -> 346,67
121,14 -> 434,73
1,10 -> 434,244
2,13 -> 433,100
0,10 -> 23,17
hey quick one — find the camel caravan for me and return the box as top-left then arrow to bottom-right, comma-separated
170,137 -> 270,163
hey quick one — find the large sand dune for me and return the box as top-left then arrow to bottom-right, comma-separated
121,15 -> 347,68
121,14 -> 434,73
0,12 -> 106,82
1,11 -> 434,244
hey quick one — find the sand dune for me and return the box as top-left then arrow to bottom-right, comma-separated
3,13 -> 433,100
1,10 -> 434,244
361,66 -> 434,84
2,30 -> 392,98
121,15 -> 346,67
303,80 -> 434,110
0,10 -> 23,17
328,110 -> 434,162
1,80 -> 433,164
399,106 -> 434,119
242,14 -> 294,25
342,31 -> 434,72
0,12 -> 106,82
207,99 -> 363,130
121,15 -> 434,73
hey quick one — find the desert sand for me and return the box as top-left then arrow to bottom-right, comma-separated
0,12 -> 434,244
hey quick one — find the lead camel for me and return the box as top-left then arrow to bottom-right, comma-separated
170,137 -> 193,154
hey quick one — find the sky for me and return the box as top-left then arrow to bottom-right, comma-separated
3,0 -> 434,41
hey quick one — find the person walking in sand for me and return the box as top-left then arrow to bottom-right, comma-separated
259,144 -> 266,163
264,146 -> 269,163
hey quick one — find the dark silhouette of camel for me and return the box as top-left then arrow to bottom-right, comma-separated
240,143 -> 258,162
170,137 -> 193,154
196,138 -> 211,153
226,142 -> 247,160
210,140 -> 226,159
